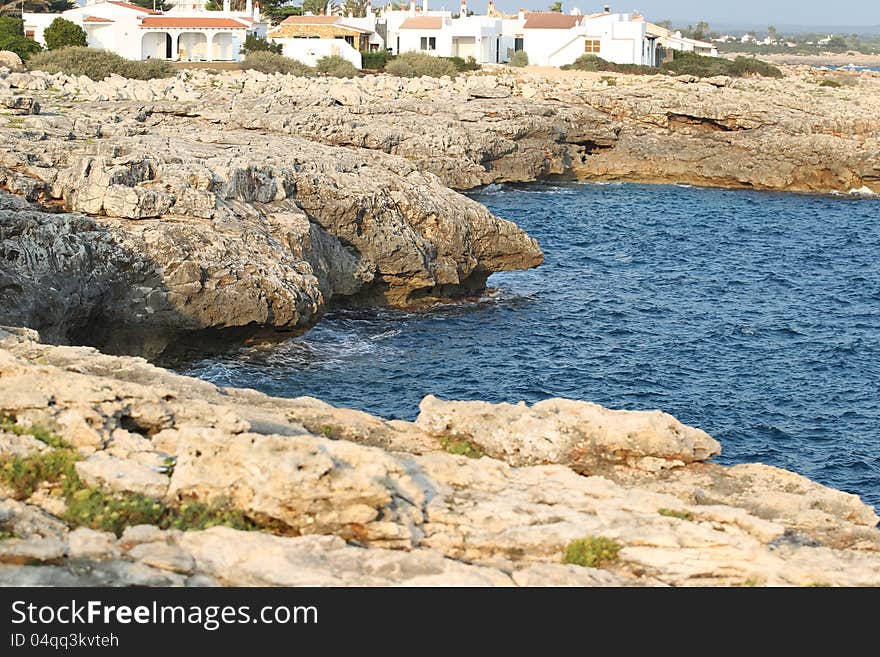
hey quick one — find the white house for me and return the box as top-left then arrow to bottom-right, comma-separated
644,21 -> 719,61
506,9 -> 657,68
267,14 -> 384,69
23,0 -> 262,62
396,2 -> 502,64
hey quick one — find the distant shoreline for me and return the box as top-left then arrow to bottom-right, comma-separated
724,51 -> 880,66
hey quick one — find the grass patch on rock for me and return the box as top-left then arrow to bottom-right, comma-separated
0,448 -> 81,499
0,415 -> 69,449
562,536 -> 622,568
439,436 -> 484,459
658,508 -> 694,521
0,434 -> 289,537
65,488 -> 266,536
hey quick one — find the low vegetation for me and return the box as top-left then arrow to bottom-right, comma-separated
448,55 -> 480,72
0,419 -> 287,537
563,51 -> 783,79
385,51 -> 459,78
64,488 -> 266,537
27,47 -> 175,81
563,54 -> 655,75
0,416 -> 68,449
658,508 -> 694,521
316,55 -> 359,78
818,78 -> 843,88
439,436 -> 484,459
508,50 -> 529,67
663,51 -> 783,78
0,447 -> 80,499
242,51 -> 314,76
360,50 -> 388,70
562,537 -> 623,568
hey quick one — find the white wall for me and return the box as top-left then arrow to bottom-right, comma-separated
584,14 -> 651,66
273,38 -> 363,69
521,13 -> 654,67
398,29 -> 453,57
523,27 -> 580,66
25,5 -> 146,60
21,13 -> 55,46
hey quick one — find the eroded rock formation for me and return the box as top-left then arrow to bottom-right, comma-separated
0,328 -> 877,587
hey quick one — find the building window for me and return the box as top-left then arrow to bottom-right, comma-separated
25,30 -> 35,41
344,35 -> 354,46
514,37 -> 523,51
420,36 -> 436,51
585,39 -> 601,53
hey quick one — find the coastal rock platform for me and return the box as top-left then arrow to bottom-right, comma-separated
0,328 -> 877,587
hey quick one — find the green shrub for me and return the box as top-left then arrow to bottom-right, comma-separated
563,54 -> 654,75
819,78 -> 842,88
134,57 -> 175,80
242,34 -> 282,55
0,16 -> 42,61
360,49 -> 388,70
439,437 -> 484,459
508,50 -> 529,67
448,55 -> 479,71
661,51 -> 782,78
316,54 -> 359,78
44,17 -> 87,51
385,51 -> 458,78
27,47 -> 174,80
562,537 -> 622,568
242,51 -> 314,76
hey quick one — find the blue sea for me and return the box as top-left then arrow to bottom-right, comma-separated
183,183 -> 880,509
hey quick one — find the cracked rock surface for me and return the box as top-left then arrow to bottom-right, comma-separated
0,328 -> 877,587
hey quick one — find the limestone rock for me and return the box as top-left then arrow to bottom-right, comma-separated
76,453 -> 169,498
416,395 -> 721,471
0,51 -> 24,73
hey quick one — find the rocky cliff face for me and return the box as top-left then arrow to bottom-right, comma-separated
0,328 -> 877,586
2,65 -> 878,352
0,70 -> 544,356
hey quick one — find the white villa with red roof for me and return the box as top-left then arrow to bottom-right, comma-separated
23,0 -> 265,62
22,1 -> 718,69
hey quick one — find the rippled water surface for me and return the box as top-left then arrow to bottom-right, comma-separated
183,183 -> 880,508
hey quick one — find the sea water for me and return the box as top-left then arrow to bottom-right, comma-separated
183,183 -> 880,509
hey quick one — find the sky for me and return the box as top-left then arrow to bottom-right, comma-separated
481,1 -> 880,27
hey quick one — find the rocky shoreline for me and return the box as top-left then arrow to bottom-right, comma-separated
3,65 -> 880,355
1,64 -> 879,585
1,327 -> 878,586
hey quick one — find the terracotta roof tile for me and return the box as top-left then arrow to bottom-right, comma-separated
523,12 -> 579,29
139,17 -> 248,28
280,15 -> 343,25
83,16 -> 114,23
108,1 -> 162,14
400,16 -> 443,29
